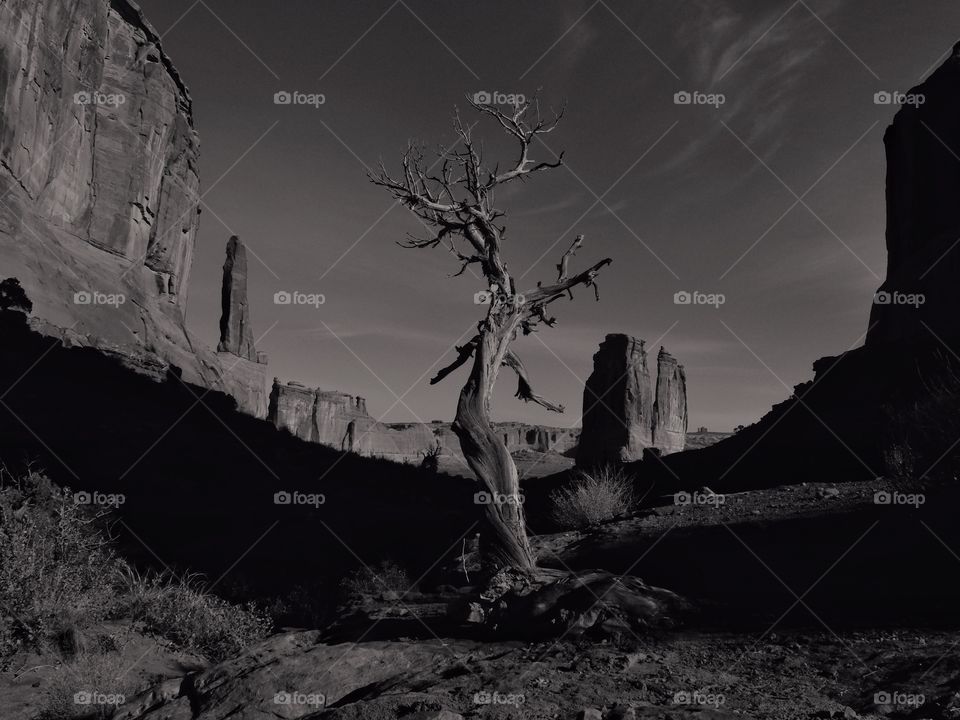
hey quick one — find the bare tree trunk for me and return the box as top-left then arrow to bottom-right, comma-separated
451,325 -> 535,573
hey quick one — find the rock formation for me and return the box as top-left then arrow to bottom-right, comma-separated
654,47 -> 960,491
0,0 -> 267,417
218,236 -> 257,360
268,377 -> 582,466
653,347 -> 688,454
433,422 -> 579,459
268,379 -> 436,463
214,236 -> 267,415
576,334 -> 687,466
867,42 -> 960,345
576,335 -> 654,465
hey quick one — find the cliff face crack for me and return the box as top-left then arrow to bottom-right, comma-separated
0,158 -> 34,199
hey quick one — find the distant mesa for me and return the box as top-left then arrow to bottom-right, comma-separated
267,377 -> 582,466
268,378 -> 433,463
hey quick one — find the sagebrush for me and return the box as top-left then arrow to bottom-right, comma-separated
0,468 -> 271,663
549,465 -> 635,529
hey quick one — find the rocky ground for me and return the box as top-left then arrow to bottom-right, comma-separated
6,625 -> 957,719
4,478 -> 956,720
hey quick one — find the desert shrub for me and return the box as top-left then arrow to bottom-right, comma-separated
0,277 -> 32,313
0,469 -> 120,657
884,353 -> 960,487
265,582 -> 335,629
339,560 -> 411,602
549,465 -> 635,529
0,468 -> 271,663
116,567 -> 271,662
37,650 -> 138,720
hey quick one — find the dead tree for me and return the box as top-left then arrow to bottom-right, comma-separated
370,97 -> 611,575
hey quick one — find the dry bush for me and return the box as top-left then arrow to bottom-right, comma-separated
0,469 -> 119,657
549,465 -> 635,529
0,468 -> 271,664
37,650 -> 139,720
339,560 -> 411,602
116,567 -> 271,662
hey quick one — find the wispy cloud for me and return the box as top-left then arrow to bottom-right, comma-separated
658,0 -> 843,173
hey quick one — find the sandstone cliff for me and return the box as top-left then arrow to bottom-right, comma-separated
268,377 -> 582,467
652,47 -> 960,491
576,334 -> 687,465
268,379 -> 436,463
867,42 -> 960,345
653,347 -> 688,454
0,0 -> 266,416
576,335 -> 654,465
218,236 -> 257,361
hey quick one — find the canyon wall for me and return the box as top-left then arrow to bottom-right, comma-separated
655,46 -> 960,491
268,379 -> 436,463
268,378 -> 581,466
867,42 -> 960,345
0,0 -> 266,416
576,334 -> 687,466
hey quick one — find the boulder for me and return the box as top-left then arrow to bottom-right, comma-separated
116,631 -> 458,720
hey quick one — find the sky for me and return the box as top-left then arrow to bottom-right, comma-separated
137,0 -> 959,432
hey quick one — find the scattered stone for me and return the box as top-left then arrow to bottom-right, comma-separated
405,711 -> 463,720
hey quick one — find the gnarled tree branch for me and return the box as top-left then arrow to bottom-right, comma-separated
503,350 -> 565,413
